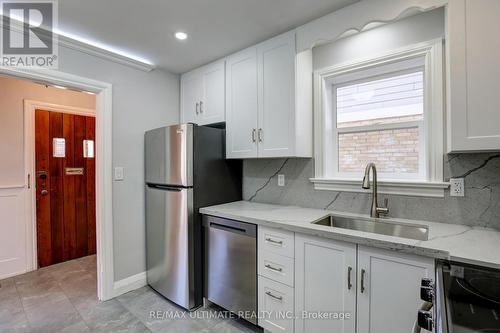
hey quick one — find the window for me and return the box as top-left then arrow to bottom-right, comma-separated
334,68 -> 425,180
312,40 -> 448,197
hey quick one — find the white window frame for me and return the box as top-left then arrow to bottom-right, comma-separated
311,39 -> 449,197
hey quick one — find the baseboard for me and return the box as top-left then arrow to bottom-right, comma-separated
0,268 -> 28,280
112,271 -> 147,298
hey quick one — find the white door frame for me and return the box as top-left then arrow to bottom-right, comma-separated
24,100 -> 95,271
0,66 -> 114,301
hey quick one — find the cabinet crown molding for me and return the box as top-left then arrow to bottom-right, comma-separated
296,0 -> 447,51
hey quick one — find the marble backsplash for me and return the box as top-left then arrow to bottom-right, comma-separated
243,153 -> 500,229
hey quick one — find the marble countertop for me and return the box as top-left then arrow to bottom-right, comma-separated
200,201 -> 500,269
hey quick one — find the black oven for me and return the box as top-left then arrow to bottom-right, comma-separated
415,261 -> 500,333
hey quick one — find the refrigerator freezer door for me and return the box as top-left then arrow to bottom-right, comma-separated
145,184 -> 196,309
145,124 -> 193,187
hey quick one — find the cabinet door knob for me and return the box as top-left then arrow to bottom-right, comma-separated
265,237 -> 283,245
347,266 -> 353,290
195,102 -> 199,115
360,269 -> 366,293
265,264 -> 283,272
265,291 -> 283,301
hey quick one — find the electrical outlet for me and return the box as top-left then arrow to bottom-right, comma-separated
278,174 -> 285,187
449,178 -> 464,197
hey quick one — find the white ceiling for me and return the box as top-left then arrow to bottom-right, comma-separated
58,0 -> 359,73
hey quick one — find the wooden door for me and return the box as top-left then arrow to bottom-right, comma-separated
35,110 -> 96,268
295,234 -> 357,333
356,246 -> 434,333
225,46 -> 259,158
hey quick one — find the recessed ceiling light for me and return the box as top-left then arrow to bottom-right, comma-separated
175,32 -> 188,40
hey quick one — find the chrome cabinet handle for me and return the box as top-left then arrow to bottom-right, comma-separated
347,266 -> 353,290
265,291 -> 283,301
361,269 -> 366,293
258,128 -> 263,142
252,129 -> 256,143
40,189 -> 48,196
265,237 -> 283,245
195,102 -> 199,115
199,101 -> 203,113
265,264 -> 283,272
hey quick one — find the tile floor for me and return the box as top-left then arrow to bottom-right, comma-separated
0,255 -> 261,333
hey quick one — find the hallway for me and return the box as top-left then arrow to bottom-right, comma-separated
0,255 -> 260,332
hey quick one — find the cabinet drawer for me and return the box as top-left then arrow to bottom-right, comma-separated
258,226 -> 294,258
259,251 -> 294,287
258,276 -> 294,333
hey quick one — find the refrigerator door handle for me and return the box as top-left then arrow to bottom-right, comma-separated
146,183 -> 184,191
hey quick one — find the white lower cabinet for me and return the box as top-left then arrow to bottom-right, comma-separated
258,228 -> 436,333
258,276 -> 294,333
356,245 -> 434,333
294,234 -> 357,333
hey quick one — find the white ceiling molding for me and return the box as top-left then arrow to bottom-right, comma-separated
1,16 -> 155,72
296,0 -> 448,52
56,34 -> 155,72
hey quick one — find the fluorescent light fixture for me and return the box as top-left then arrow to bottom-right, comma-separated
175,31 -> 188,40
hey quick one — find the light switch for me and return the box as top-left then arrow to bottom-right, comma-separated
278,174 -> 285,187
114,167 -> 124,181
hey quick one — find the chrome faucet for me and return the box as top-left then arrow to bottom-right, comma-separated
362,163 -> 389,218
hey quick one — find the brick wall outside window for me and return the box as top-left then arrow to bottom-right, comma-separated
338,116 -> 420,174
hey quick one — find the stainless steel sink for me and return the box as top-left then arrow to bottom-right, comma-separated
312,215 -> 429,241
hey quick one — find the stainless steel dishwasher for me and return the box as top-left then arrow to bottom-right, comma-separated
203,215 -> 257,324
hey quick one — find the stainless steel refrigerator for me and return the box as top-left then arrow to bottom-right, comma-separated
145,123 -> 242,310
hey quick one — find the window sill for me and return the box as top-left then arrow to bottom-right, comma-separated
309,178 -> 450,198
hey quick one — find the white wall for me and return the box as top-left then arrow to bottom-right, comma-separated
0,76 -> 95,186
56,46 -> 179,280
313,7 -> 444,70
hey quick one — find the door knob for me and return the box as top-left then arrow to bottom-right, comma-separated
40,189 -> 48,196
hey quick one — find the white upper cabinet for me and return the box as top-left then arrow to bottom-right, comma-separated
257,33 -> 295,157
226,31 -> 313,159
226,47 -> 259,158
295,234 -> 357,333
356,246 -> 434,333
201,61 -> 225,124
447,0 -> 500,152
180,71 -> 203,124
180,59 -> 225,126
